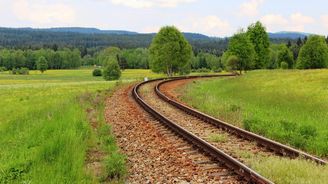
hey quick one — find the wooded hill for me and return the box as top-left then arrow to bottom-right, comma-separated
0,27 -> 305,56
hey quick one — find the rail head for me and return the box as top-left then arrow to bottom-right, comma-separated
132,75 -> 274,184
155,77 -> 327,165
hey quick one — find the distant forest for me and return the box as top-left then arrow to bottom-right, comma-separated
0,27 -> 298,56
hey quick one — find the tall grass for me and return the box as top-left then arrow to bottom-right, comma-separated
180,69 -> 328,156
0,69 -> 152,183
179,69 -> 328,183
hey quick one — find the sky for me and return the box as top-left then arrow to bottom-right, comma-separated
0,0 -> 328,37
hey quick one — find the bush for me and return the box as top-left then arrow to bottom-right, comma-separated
18,68 -> 29,75
12,68 -> 29,75
196,68 -> 211,73
214,67 -> 223,73
280,62 -> 288,69
103,59 -> 121,81
0,66 -> 7,72
92,68 -> 102,77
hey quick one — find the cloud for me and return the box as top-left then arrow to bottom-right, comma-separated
321,15 -> 328,30
12,0 -> 76,25
110,0 -> 196,8
180,15 -> 232,36
260,13 -> 314,32
239,0 -> 264,17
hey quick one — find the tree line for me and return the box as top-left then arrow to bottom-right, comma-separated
0,48 -> 81,70
221,22 -> 328,74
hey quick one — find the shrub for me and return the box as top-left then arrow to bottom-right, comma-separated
280,61 -> 288,69
196,68 -> 211,73
12,68 -> 29,75
103,59 -> 121,81
18,68 -> 29,75
12,68 -> 17,75
92,68 -> 102,77
214,67 -> 223,73
0,66 -> 7,72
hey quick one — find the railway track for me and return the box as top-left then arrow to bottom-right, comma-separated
132,75 -> 327,184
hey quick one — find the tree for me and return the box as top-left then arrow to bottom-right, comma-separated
247,21 -> 270,69
97,47 -> 122,66
287,40 -> 292,48
226,55 -> 239,72
297,35 -> 328,69
103,58 -> 121,81
225,31 -> 256,74
297,37 -> 303,46
277,45 -> 294,68
149,26 -> 192,76
37,56 -> 48,73
326,36 -> 328,44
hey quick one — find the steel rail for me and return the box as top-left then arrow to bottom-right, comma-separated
155,76 -> 327,165
132,75 -> 274,184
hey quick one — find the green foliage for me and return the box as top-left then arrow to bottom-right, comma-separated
247,21 -> 270,69
226,55 -> 240,72
278,45 -> 294,68
12,67 -> 29,75
225,31 -> 255,73
102,58 -> 121,81
297,35 -> 328,69
92,68 -> 102,77
0,48 -> 81,70
191,52 -> 222,71
97,47 -> 122,66
280,62 -> 288,69
37,56 -> 48,73
121,48 -> 149,69
149,26 -> 192,76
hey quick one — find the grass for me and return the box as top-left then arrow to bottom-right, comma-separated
179,69 -> 328,183
0,69 -> 162,183
207,133 -> 227,142
180,69 -> 328,156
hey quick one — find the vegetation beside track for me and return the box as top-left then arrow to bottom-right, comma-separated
0,69 -> 161,183
180,69 -> 328,156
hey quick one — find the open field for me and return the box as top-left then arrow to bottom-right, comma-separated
0,69 -> 162,183
179,69 -> 328,157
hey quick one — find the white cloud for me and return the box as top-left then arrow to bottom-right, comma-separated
239,0 -> 264,17
321,15 -> 328,30
12,0 -> 76,25
110,0 -> 196,8
260,13 -> 314,32
180,15 -> 232,36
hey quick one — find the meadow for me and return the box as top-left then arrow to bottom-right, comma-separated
180,69 -> 328,156
0,69 -> 163,183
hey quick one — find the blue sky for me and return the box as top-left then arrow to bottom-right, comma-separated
0,0 -> 327,36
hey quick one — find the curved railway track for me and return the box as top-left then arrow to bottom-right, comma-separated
132,74 -> 327,184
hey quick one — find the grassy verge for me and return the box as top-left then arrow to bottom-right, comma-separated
0,69 -> 153,183
179,69 -> 328,183
79,86 -> 126,183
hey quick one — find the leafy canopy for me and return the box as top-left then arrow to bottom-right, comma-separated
224,31 -> 256,73
247,21 -> 270,69
36,56 -> 48,73
149,26 -> 192,76
297,35 -> 328,69
102,58 -> 121,81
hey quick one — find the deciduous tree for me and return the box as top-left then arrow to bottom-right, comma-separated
297,35 -> 328,69
225,31 -> 256,74
36,56 -> 48,73
149,26 -> 192,76
247,21 -> 270,69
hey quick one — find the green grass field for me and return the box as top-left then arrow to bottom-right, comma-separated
180,69 -> 328,156
179,69 -> 328,183
0,69 -> 162,183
